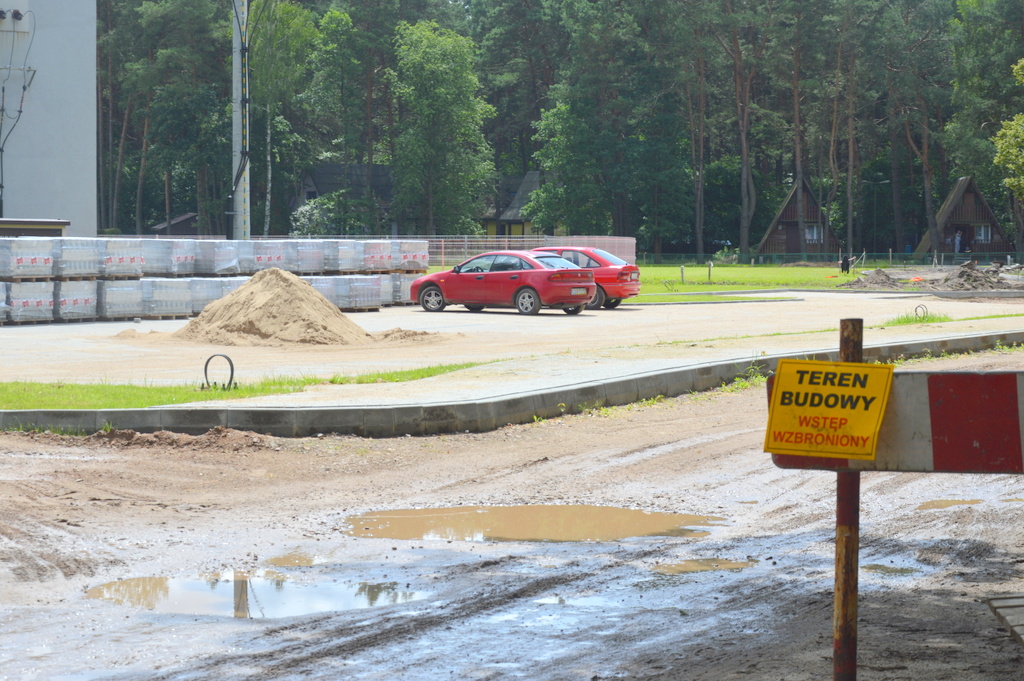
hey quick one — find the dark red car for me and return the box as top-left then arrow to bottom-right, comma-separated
532,246 -> 641,309
411,250 -> 596,315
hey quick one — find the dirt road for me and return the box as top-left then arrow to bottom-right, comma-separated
1,347 -> 1024,679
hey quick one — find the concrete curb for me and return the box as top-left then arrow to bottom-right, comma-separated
5,329 -> 1024,438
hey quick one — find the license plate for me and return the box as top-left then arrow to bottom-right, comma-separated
571,287 -> 587,295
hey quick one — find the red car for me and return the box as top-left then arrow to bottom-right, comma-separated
411,250 -> 596,315
532,246 -> 641,309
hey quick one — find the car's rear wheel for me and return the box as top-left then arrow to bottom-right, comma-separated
418,285 -> 446,312
563,305 -> 584,315
603,298 -> 622,309
514,288 -> 541,315
465,304 -> 485,312
586,286 -> 606,310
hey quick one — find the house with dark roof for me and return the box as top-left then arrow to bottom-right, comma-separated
481,171 -> 544,236
755,179 -> 838,258
913,177 -> 1010,255
292,164 -> 393,211
149,213 -> 200,236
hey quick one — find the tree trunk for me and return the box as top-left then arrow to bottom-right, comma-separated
264,102 -> 273,236
791,30 -> 807,260
134,117 -> 150,235
164,169 -> 172,234
111,99 -> 132,236
888,124 -> 905,255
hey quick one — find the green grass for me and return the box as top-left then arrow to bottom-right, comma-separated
639,263 -> 860,293
884,311 -> 954,326
636,293 -> 796,304
0,362 -> 488,410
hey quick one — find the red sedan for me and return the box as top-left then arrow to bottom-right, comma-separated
411,250 -> 596,315
532,246 -> 641,309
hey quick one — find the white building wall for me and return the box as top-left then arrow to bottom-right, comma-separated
0,2 -> 96,236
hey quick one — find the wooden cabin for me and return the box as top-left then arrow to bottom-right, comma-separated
913,177 -> 1010,255
481,171 -> 544,236
755,179 -> 838,258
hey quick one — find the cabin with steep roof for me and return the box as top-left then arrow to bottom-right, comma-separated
755,179 -> 838,259
913,177 -> 1010,255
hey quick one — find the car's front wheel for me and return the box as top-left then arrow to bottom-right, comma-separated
514,288 -> 541,315
603,298 -> 622,309
563,305 -> 584,315
586,286 -> 606,310
418,285 -> 446,312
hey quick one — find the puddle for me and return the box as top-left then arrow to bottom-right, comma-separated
343,505 -> 726,542
266,551 -> 319,567
863,563 -> 918,576
653,559 -> 756,575
86,571 -> 428,618
916,499 -> 981,511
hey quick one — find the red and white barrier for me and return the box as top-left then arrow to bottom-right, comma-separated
772,372 -> 1024,473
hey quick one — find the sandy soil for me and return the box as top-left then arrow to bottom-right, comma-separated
1,349 -> 1024,680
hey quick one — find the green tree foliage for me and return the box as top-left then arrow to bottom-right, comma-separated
391,21 -> 495,234
993,60 -> 1024,202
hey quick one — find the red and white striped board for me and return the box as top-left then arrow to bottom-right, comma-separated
771,372 -> 1024,473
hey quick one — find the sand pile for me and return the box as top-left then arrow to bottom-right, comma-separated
173,268 -> 372,346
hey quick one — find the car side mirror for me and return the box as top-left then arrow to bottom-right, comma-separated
452,265 -> 462,273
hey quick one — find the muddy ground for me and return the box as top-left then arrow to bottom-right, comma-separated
1,353 -> 1023,680
2,268 -> 1024,680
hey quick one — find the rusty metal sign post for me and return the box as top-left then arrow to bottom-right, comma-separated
834,318 -> 862,681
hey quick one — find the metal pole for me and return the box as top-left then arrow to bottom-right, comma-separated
835,318 -> 863,681
231,0 -> 251,240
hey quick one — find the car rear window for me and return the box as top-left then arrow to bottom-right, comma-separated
533,255 -> 579,269
592,249 -> 628,265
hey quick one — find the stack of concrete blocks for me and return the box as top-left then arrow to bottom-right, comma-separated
142,239 -> 196,276
336,275 -> 380,309
195,240 -> 241,275
100,239 -> 145,277
190,278 -> 224,314
335,240 -> 361,271
361,240 -> 392,271
294,240 -> 325,273
54,238 -> 101,277
253,240 -> 295,272
303,276 -> 338,307
97,280 -> 145,319
0,282 -> 7,320
378,273 -> 395,306
54,280 -> 98,320
0,237 -> 54,278
392,240 -> 430,271
221,277 -> 248,297
8,281 -> 55,322
396,273 -> 419,304
142,279 -> 193,317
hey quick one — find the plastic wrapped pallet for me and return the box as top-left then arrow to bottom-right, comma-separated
142,278 -> 192,317
195,240 -> 240,275
221,276 -> 248,296
169,239 -> 196,275
303,276 -> 338,307
378,273 -> 395,305
8,280 -> 55,322
392,240 -> 429,271
336,240 -> 361,271
98,280 -> 144,319
336,275 -> 379,309
236,240 -> 255,273
0,281 -> 7,321
54,238 -> 101,277
190,278 -> 224,314
396,273 -> 418,303
55,280 -> 98,320
361,240 -> 392,271
253,240 -> 295,271
100,238 -> 144,277
294,240 -> 325,273
142,239 -> 197,275
0,237 -> 55,278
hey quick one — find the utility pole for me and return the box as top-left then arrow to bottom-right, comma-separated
231,0 -> 251,240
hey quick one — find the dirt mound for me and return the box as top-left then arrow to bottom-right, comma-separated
89,426 -> 272,451
839,269 -> 904,289
927,261 -> 1004,291
173,268 -> 372,346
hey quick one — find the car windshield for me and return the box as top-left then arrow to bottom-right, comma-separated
533,255 -> 580,269
592,249 -> 629,266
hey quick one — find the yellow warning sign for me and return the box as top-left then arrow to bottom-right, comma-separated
765,359 -> 893,460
